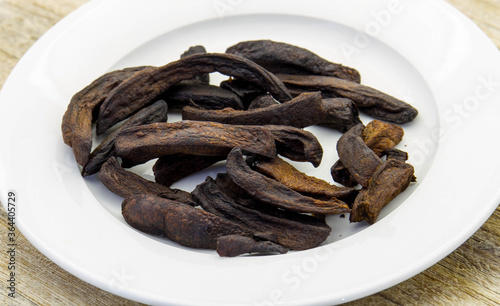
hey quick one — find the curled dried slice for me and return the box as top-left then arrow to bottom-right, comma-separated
160,84 -> 244,110
350,159 -> 415,224
247,94 -> 278,110
216,235 -> 288,257
182,92 -> 323,127
384,148 -> 409,162
152,124 -> 322,187
96,53 -> 292,134
220,78 -> 266,107
182,92 -> 360,132
362,119 -> 404,156
252,156 -> 356,200
61,66 -> 149,166
278,73 -> 418,124
265,125 -> 323,167
331,120 -> 404,186
226,40 -> 361,83
115,121 -> 276,166
226,147 -> 350,215
153,154 -> 225,187
99,157 -> 196,206
122,194 -> 251,249
336,124 -> 382,188
192,176 -> 331,250
81,100 -> 169,177
179,45 -> 209,85
330,159 -> 358,188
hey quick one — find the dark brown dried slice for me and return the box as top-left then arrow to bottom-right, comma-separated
163,204 -> 252,250
226,147 -> 350,215
214,173 -> 260,208
192,176 -> 331,250
216,235 -> 288,257
277,73 -> 418,124
114,120 -> 276,166
330,159 -> 358,188
182,91 -> 360,132
122,194 -> 251,249
265,125 -> 323,167
152,124 -> 322,186
181,45 -> 209,59
226,40 -> 361,83
319,98 -> 362,132
362,120 -> 404,156
384,148 -> 409,162
122,193 -> 180,236
182,92 -> 323,127
179,45 -> 209,85
350,159 -> 415,224
159,84 -> 244,110
331,120 -> 404,186
245,94 -> 361,133
336,124 -> 382,188
252,156 -> 356,200
98,156 -> 196,205
220,78 -> 266,107
247,94 -> 279,110
96,53 -> 292,134
81,100 -> 169,177
153,154 -> 225,187
61,66 -> 149,166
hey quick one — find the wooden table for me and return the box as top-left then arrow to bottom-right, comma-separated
1,0 -> 499,305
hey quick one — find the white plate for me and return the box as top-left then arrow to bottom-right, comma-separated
1,0 -> 500,305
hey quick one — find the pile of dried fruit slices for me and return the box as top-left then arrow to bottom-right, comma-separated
61,40 -> 417,257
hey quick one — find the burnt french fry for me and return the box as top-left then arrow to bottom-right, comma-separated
96,53 -> 292,134
81,100 -> 169,177
114,121 -> 277,166
192,176 -> 332,250
226,40 -> 361,83
99,157 -> 196,206
182,92 -> 360,133
350,159 -> 415,224
277,73 -> 418,124
216,235 -> 288,257
159,84 -> 244,110
61,66 -> 149,166
122,194 -> 252,249
336,124 -> 382,188
251,156 -> 356,200
226,147 -> 350,215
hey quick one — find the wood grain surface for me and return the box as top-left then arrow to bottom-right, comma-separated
1,0 -> 500,305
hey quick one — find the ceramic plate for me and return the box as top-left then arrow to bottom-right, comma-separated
1,0 -> 500,305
